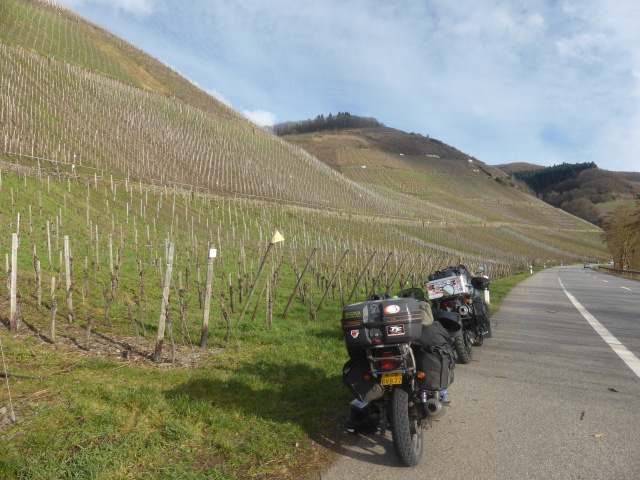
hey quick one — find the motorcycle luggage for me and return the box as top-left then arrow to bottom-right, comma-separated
425,275 -> 470,300
471,276 -> 490,290
414,345 -> 455,391
413,319 -> 454,347
342,358 -> 385,403
412,321 -> 455,391
341,297 -> 423,348
472,297 -> 492,338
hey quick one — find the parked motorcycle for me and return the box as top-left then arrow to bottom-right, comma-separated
426,265 -> 491,364
341,287 -> 458,467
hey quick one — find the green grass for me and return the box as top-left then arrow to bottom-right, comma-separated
0,303 -> 350,479
484,266 -> 542,315
0,263 -> 550,479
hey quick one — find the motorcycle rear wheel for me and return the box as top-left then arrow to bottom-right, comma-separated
389,388 -> 424,467
454,333 -> 473,364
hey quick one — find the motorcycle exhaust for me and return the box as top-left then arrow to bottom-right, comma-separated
458,305 -> 469,316
423,398 -> 443,417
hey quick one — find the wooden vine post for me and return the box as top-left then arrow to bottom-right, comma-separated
64,235 -> 73,322
199,246 -> 217,348
153,243 -> 175,363
10,233 -> 18,332
317,248 -> 349,312
347,250 -> 376,302
237,231 -> 284,323
281,246 -> 317,319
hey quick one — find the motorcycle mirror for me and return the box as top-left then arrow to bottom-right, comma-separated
442,284 -> 455,297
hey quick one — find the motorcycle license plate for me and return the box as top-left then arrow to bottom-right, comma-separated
380,373 -> 402,386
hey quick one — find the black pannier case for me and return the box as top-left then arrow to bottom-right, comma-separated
412,321 -> 455,391
414,346 -> 455,391
341,297 -> 423,348
342,358 -> 385,403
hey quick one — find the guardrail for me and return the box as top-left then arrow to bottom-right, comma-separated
596,266 -> 640,280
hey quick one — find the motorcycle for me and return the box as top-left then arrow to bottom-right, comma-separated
340,287 -> 458,467
426,265 -> 491,364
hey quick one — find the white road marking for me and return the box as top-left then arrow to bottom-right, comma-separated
559,279 -> 640,379
621,287 -> 631,291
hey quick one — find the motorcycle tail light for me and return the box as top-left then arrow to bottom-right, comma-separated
443,301 -> 456,308
380,352 -> 400,370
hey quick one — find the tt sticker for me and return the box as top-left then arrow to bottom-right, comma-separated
387,325 -> 405,336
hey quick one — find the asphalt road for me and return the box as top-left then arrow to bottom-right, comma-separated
319,266 -> 640,480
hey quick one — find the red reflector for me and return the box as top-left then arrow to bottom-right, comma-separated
443,301 -> 456,308
380,359 -> 400,370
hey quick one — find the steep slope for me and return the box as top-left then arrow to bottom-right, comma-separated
0,0 -> 608,267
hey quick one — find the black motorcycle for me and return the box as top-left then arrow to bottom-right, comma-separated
341,288 -> 458,467
426,265 -> 491,364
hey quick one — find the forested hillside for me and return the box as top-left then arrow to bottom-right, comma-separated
509,162 -> 640,227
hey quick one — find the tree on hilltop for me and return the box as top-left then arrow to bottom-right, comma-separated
272,112 -> 383,136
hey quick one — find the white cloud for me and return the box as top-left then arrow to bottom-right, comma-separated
556,33 -> 607,61
242,110 -> 277,127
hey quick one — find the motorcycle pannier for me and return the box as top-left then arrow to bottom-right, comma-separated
342,358 -> 385,403
341,297 -> 423,348
412,321 -> 455,391
414,346 -> 455,391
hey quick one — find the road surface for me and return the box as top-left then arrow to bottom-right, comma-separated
319,266 -> 640,479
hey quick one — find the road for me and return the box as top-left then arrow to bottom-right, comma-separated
319,266 -> 640,480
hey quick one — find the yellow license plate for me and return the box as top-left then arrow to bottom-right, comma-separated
380,373 -> 402,386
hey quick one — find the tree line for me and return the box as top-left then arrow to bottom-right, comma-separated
271,112 -> 384,136
602,203 -> 640,269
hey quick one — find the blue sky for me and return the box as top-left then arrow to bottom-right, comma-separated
55,0 -> 640,172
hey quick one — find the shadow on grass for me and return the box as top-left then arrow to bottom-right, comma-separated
162,358 -> 397,464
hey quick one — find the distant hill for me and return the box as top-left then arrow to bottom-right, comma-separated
500,162 -> 640,226
494,162 -> 546,175
273,118 -> 508,176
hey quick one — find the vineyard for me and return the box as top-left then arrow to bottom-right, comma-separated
0,0 -> 611,477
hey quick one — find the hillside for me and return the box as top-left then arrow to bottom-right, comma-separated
0,0 -> 613,477
1,0 -> 608,268
503,162 -> 640,226
494,162 -> 545,175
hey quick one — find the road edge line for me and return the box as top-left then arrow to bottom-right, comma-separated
559,279 -> 640,379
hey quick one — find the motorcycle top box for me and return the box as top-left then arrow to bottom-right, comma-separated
425,275 -> 469,300
341,297 -> 423,347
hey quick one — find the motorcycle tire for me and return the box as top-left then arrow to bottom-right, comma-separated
454,333 -> 472,364
389,388 -> 424,467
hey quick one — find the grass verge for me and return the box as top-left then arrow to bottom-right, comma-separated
0,266 -> 549,479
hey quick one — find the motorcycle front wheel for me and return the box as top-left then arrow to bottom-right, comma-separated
389,388 -> 424,467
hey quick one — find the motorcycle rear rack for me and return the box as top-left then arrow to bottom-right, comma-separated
366,343 -> 417,376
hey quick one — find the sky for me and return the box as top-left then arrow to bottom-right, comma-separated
53,0 -> 640,172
